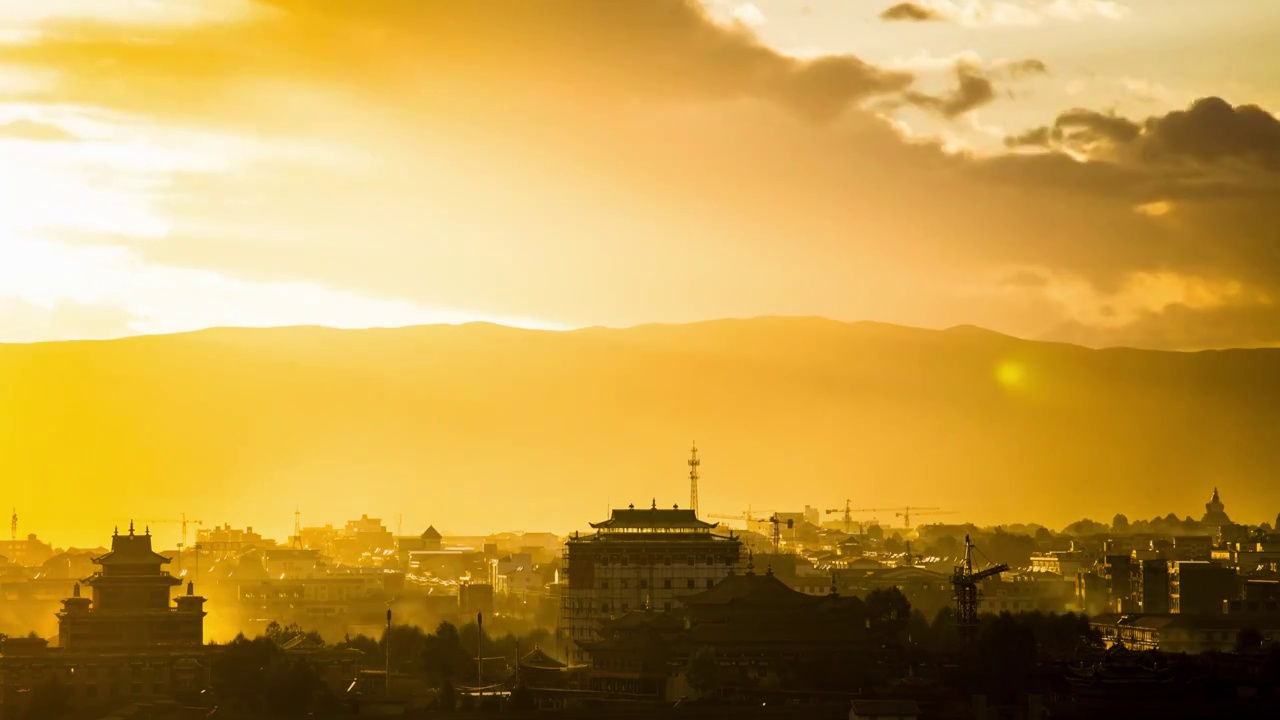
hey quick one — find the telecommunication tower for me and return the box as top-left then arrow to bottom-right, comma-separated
687,442 -> 701,516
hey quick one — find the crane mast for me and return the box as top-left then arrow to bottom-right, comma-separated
951,534 -> 1009,645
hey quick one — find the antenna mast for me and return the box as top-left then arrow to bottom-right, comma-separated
688,442 -> 700,516
293,508 -> 302,549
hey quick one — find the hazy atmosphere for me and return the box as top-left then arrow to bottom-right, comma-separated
3,4 -> 1280,719
2,0 -> 1279,349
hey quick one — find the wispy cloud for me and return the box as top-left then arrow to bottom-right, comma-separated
881,0 -> 1129,26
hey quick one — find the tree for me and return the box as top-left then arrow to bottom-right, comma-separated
866,523 -> 885,541
264,657 -> 322,717
265,621 -> 324,647
336,633 -> 379,656
1112,514 -> 1129,533
929,606 -> 959,654
438,678 -> 457,711
423,622 -> 471,687
212,634 -> 283,713
684,647 -> 722,698
1063,519 -> 1108,536
977,613 -> 1037,699
866,587 -> 912,639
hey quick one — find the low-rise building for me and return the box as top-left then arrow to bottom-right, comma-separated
1169,561 -> 1236,614
0,534 -> 55,567
1091,613 -> 1280,654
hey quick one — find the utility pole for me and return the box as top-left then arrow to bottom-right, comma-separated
476,612 -> 485,703
688,442 -> 700,516
385,607 -> 391,697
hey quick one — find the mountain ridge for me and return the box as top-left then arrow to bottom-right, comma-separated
2,316 -> 1277,548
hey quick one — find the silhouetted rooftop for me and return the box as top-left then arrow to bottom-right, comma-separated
589,505 -> 717,531
93,526 -> 170,567
519,646 -> 567,669
679,568 -> 812,607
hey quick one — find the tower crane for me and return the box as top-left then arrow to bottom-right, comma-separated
706,507 -> 769,530
118,514 -> 204,550
894,507 -> 956,529
836,506 -> 955,530
767,515 -> 793,554
825,500 -> 854,534
951,534 -> 1009,645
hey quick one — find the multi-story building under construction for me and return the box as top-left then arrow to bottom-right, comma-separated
559,501 -> 742,664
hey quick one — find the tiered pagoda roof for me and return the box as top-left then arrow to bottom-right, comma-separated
92,523 -> 172,567
519,646 -> 568,670
588,502 -> 719,531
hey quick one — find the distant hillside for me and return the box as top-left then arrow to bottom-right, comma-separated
2,317 -> 1278,547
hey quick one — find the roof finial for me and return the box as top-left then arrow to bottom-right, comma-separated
73,582 -> 80,598
113,525 -> 119,537
746,550 -> 755,576
145,525 -> 150,536
651,498 -> 656,510
128,520 -> 135,536
187,580 -> 194,596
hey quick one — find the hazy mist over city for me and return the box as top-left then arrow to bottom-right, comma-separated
2,1 -> 1280,718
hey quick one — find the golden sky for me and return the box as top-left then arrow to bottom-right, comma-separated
2,0 -> 1279,349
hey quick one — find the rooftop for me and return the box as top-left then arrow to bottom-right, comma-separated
93,524 -> 171,567
680,567 -> 818,608
588,502 -> 718,532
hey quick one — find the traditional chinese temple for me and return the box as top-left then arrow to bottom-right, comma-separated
0,523 -> 210,715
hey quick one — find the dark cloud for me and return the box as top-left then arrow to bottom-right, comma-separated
6,0 -> 1280,350
880,2 -> 946,21
0,118 -> 78,142
999,97 -> 1280,207
1056,108 -> 1142,145
3,0 -> 913,127
1141,96 -> 1280,171
1045,303 -> 1280,351
1004,126 -> 1052,147
902,58 -> 1046,119
1005,59 -> 1050,78
1008,98 -> 1279,173
904,63 -> 996,118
